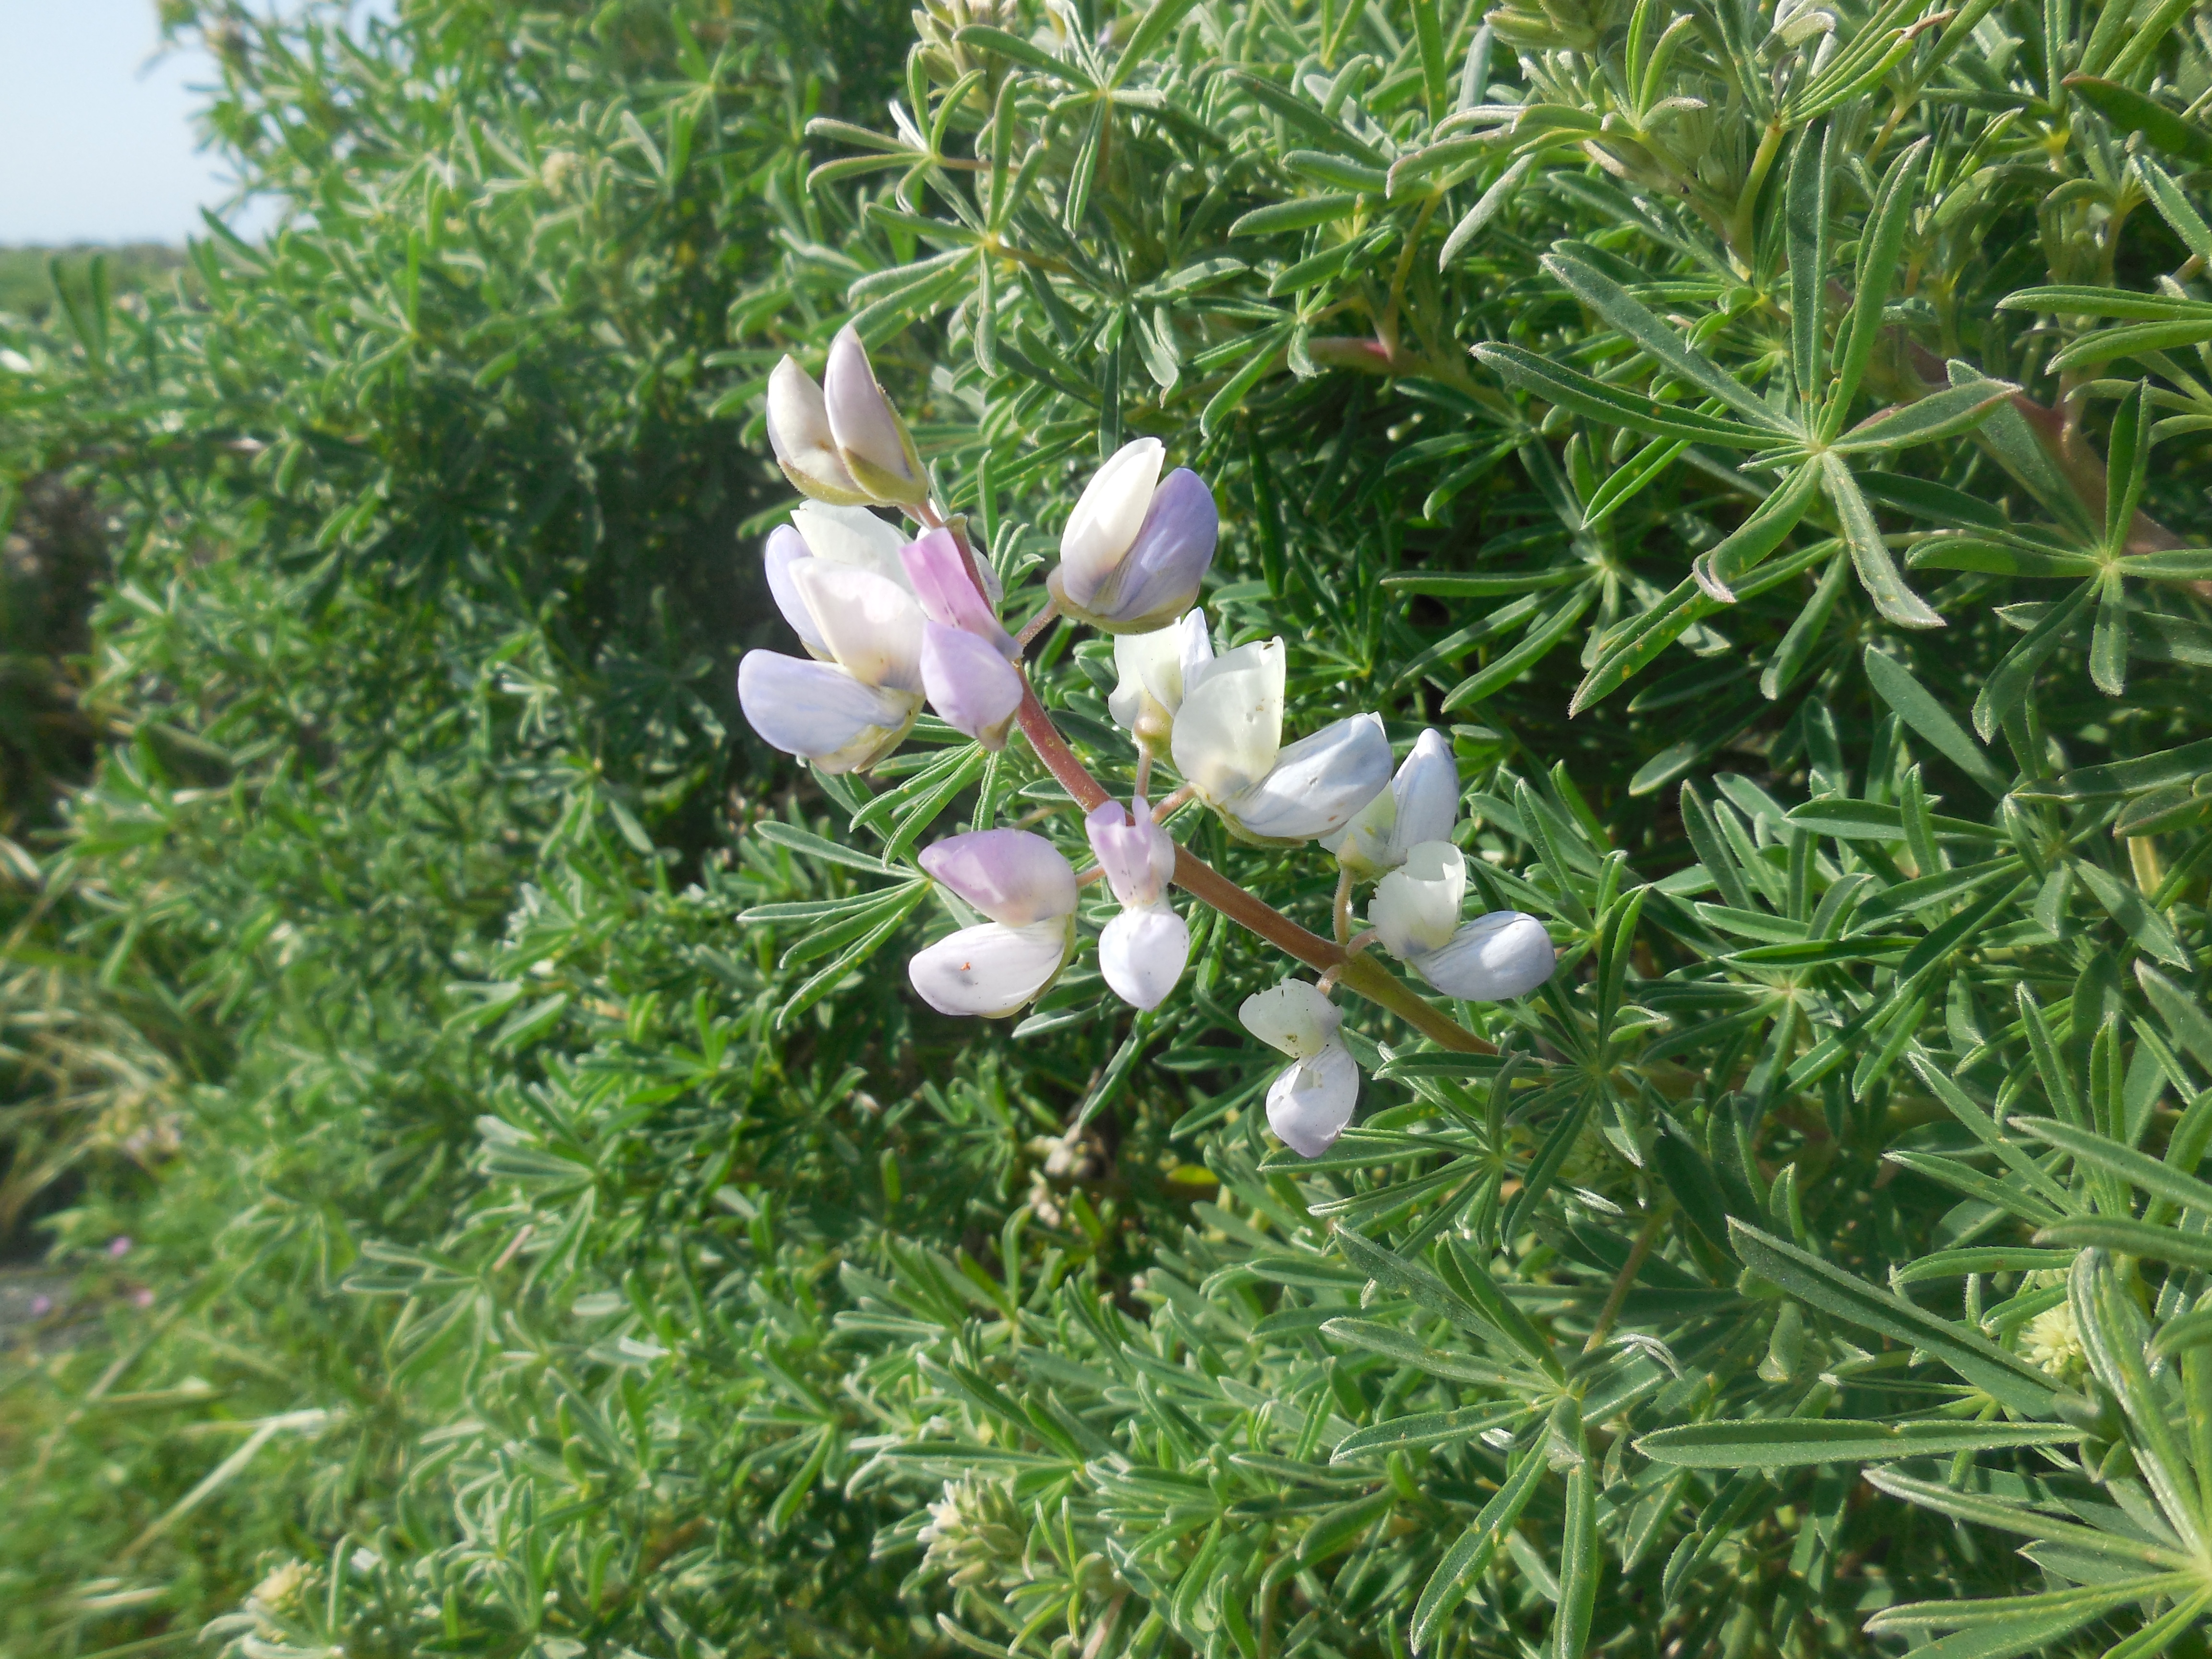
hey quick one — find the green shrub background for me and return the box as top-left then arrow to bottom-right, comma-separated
6,0 -> 2212,1657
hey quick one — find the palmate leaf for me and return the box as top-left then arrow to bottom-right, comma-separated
1727,1221 -> 2058,1414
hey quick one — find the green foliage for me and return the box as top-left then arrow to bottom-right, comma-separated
6,0 -> 2212,1655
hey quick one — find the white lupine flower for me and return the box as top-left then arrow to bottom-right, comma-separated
736,652 -> 920,774
1322,729 -> 1461,878
1370,842 -> 1556,1002
1168,634 -> 1391,841
1087,796 -> 1188,1010
1106,610 -> 1210,744
1240,979 -> 1359,1156
907,830 -> 1080,1017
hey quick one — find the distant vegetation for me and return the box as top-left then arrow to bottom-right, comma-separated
0,244 -> 189,322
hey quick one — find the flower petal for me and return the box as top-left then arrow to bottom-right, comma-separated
791,500 -> 913,590
919,829 -> 1079,925
1388,730 -> 1461,863
1267,1041 -> 1360,1157
1098,903 -> 1190,1011
1410,911 -> 1557,1001
824,325 -> 927,505
1171,637 -> 1284,806
1084,796 -> 1178,907
920,622 -> 1024,749
1239,978 -> 1343,1060
763,525 -> 826,655
737,651 -> 917,773
902,527 -> 1017,654
908,917 -> 1075,1017
1058,438 -> 1164,601
1371,840 -> 1467,960
792,562 -> 925,693
1221,712 -> 1390,842
1082,467 -> 1217,629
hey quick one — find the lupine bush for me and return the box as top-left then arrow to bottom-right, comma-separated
9,0 -> 2212,1655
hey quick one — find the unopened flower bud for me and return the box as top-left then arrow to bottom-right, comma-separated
1050,440 -> 1218,633
737,651 -> 920,774
921,622 -> 1023,750
824,325 -> 930,508
1322,729 -> 1460,878
902,528 -> 1016,656
766,355 -> 873,505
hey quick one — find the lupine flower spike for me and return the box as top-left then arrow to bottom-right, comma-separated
742,361 -> 1508,1159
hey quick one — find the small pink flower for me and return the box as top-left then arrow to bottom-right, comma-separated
29,1294 -> 51,1316
131,1287 -> 155,1309
107,1236 -> 132,1259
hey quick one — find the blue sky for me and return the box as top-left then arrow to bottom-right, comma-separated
0,0 -> 244,244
